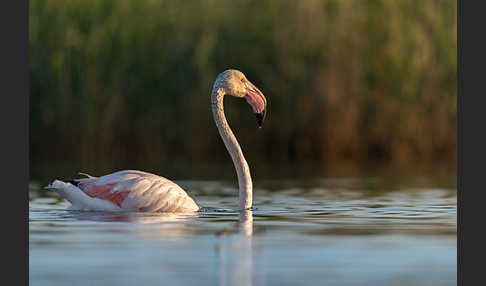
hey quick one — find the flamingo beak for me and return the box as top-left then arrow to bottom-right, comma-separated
244,81 -> 267,128
255,110 -> 266,128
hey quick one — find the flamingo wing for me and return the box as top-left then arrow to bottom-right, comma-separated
48,170 -> 200,212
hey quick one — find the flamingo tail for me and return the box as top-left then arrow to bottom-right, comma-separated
44,180 -> 120,211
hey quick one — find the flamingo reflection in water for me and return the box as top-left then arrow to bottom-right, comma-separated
63,208 -> 263,285
217,210 -> 265,286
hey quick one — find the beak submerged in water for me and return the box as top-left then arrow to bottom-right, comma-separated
244,80 -> 267,128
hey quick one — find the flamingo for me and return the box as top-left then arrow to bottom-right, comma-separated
45,69 -> 267,212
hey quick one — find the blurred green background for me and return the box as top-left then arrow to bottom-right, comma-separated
29,0 -> 457,182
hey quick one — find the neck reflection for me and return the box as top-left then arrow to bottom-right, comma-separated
218,210 -> 264,286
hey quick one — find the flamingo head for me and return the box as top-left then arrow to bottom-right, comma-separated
217,69 -> 267,128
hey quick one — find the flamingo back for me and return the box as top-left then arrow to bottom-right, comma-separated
47,170 -> 200,213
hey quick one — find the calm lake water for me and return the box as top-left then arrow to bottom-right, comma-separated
29,177 -> 456,286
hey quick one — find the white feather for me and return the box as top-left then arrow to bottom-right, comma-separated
45,171 -> 200,213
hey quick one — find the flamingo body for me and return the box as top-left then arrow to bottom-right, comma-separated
46,170 -> 200,212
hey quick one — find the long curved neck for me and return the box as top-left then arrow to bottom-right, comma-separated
211,87 -> 253,210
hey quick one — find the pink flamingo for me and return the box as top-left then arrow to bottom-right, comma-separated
45,70 -> 267,212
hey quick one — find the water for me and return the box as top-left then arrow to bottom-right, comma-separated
29,177 -> 456,286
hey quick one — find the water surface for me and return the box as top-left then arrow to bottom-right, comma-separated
29,177 -> 456,286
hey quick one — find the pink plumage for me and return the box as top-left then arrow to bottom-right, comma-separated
46,170 -> 200,212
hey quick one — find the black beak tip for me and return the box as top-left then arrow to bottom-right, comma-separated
255,110 -> 266,128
